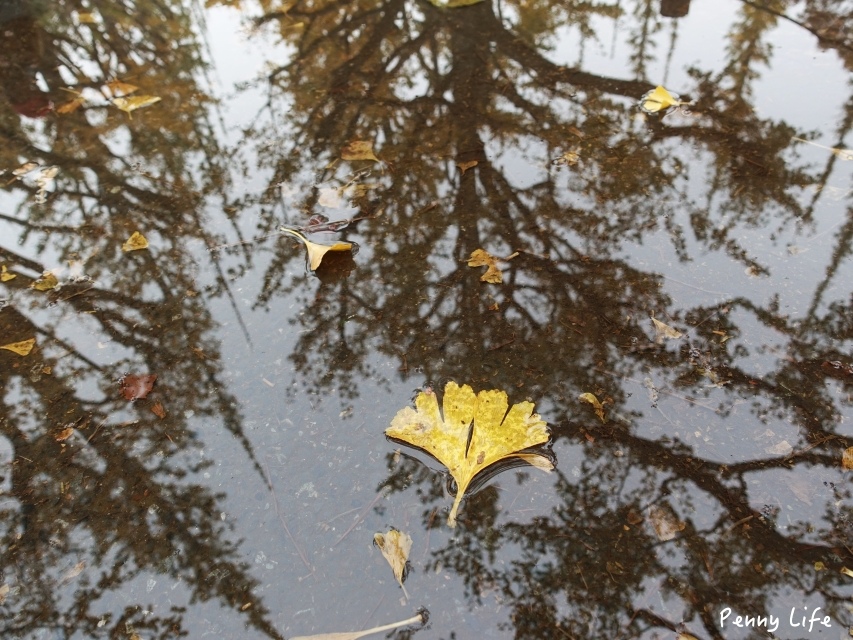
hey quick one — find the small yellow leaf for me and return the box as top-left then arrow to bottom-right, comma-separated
640,85 -> 686,114
840,566 -> 853,578
56,96 -> 86,114
579,392 -> 606,423
280,227 -> 353,271
76,12 -> 99,23
373,529 -> 412,599
31,272 -> 58,291
1,265 -> 16,282
651,316 -> 683,343
113,95 -> 161,117
467,248 -> 502,284
456,160 -> 478,174
0,338 -> 36,356
842,447 -> 853,470
341,140 -> 379,162
122,231 -> 149,252
386,382 -> 551,527
103,81 -> 139,98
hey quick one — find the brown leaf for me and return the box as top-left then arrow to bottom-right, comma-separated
467,248 -> 502,284
151,401 -> 166,419
340,140 -> 379,162
842,447 -> 853,470
119,374 -> 157,401
55,427 -> 75,442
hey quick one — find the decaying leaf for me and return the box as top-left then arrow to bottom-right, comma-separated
103,80 -> 139,98
0,582 -> 9,604
55,426 -> 75,442
651,316 -> 683,343
122,231 -> 149,252
1,265 -> 16,281
119,374 -> 157,401
426,0 -> 486,6
280,227 -> 354,271
318,187 -> 345,209
640,85 -> 688,114
56,95 -> 86,114
467,249 -> 502,284
12,162 -> 39,177
374,529 -> 412,599
842,447 -> 853,470
341,140 -> 379,162
579,392 -> 605,423
31,272 -> 59,291
151,401 -> 167,419
386,381 -> 551,527
648,503 -> 686,541
0,338 -> 36,356
552,151 -> 580,166
113,95 -> 161,117
290,612 -> 425,640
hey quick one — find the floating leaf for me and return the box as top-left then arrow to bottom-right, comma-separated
119,374 -> 157,401
427,0 -> 486,6
467,248 -> 502,284
151,401 -> 167,419
280,227 -> 354,271
648,503 -> 685,541
341,140 -> 379,162
640,85 -> 687,114
842,447 -> 853,470
0,338 -> 36,356
76,12 -> 99,23
56,96 -> 86,114
552,151 -> 580,166
386,381 -> 551,527
55,427 -> 75,442
291,612 -> 425,640
113,95 -> 161,118
31,272 -> 59,291
12,162 -> 39,177
374,529 -> 412,599
103,80 -> 139,98
841,566 -> 853,578
651,316 -> 683,343
122,231 -> 149,252
456,160 -> 478,174
1,265 -> 16,282
579,392 -> 605,423
0,583 -> 8,604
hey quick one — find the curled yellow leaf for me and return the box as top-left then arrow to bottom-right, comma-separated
122,231 -> 149,252
280,227 -> 353,271
0,338 -> 36,356
374,529 -> 412,599
579,392 -> 606,423
640,85 -> 687,114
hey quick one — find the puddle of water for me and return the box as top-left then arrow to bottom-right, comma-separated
0,1 -> 851,639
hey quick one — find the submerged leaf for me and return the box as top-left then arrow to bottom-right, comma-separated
651,316 -> 683,343
0,338 -> 36,356
122,231 -> 149,252
280,227 -> 353,271
648,503 -> 686,541
467,248 -> 502,284
842,447 -> 853,470
119,374 -> 157,401
579,392 -> 606,423
12,162 -> 39,177
103,80 -> 139,98
640,85 -> 687,114
386,381 -> 551,527
341,140 -> 379,162
374,529 -> 412,599
56,96 -> 86,114
290,612 -> 425,640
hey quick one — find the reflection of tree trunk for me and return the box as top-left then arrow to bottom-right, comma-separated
660,0 -> 691,18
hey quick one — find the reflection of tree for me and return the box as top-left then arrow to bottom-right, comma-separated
235,0 -> 853,636
0,1 -> 280,637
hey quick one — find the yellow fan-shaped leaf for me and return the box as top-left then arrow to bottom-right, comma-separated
373,529 -> 412,599
122,231 -> 149,252
467,248 -> 502,284
386,381 -> 551,527
1,265 -> 16,282
640,85 -> 686,114
280,227 -> 353,271
0,338 -> 36,356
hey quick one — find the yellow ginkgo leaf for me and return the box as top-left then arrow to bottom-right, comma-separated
0,338 -> 36,356
373,529 -> 412,599
467,248 -> 502,284
579,392 -> 606,423
112,95 -> 161,118
341,140 -> 379,162
31,272 -> 58,291
386,381 -> 551,527
122,231 -> 149,252
280,227 -> 353,271
640,85 -> 687,114
1,265 -> 16,282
